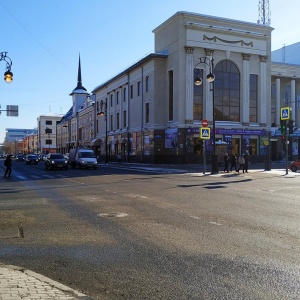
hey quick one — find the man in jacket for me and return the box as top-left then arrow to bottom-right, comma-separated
4,155 -> 12,178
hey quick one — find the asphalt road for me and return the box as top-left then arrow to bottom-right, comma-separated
0,159 -> 300,299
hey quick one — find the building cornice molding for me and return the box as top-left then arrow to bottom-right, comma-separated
185,22 -> 269,40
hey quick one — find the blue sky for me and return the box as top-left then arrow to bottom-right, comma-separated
0,0 -> 298,143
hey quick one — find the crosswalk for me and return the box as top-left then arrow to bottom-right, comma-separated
10,173 -> 68,181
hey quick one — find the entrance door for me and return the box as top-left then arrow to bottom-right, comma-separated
231,138 -> 240,156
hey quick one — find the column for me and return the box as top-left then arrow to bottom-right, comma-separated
185,47 -> 194,124
259,55 -> 268,125
290,79 -> 296,121
275,78 -> 281,126
242,54 -> 250,124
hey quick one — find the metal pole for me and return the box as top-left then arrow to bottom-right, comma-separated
211,69 -> 218,174
285,122 -> 289,174
203,141 -> 206,174
105,100 -> 108,164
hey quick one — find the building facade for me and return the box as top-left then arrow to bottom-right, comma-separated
37,114 -> 63,154
59,11 -> 300,164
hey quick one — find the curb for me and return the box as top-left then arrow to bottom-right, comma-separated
0,263 -> 93,300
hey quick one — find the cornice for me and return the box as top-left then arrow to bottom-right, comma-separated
185,22 -> 269,40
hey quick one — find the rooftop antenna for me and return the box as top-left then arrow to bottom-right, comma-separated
257,0 -> 271,26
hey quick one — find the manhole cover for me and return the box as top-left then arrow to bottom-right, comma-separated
97,212 -> 128,218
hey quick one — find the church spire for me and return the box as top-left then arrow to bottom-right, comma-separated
71,53 -> 87,93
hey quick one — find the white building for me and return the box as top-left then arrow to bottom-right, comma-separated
90,11 -> 300,163
37,114 -> 63,154
55,11 -> 300,164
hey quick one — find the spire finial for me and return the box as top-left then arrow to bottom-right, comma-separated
77,54 -> 83,89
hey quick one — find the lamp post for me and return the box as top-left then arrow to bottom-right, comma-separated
97,99 -> 108,164
194,56 -> 218,174
0,52 -> 13,83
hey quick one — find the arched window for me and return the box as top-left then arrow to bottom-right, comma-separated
214,60 -> 240,122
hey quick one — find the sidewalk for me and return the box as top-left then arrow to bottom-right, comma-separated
100,160 -> 295,174
0,263 -> 92,300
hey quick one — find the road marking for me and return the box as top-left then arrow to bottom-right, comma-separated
210,221 -> 222,226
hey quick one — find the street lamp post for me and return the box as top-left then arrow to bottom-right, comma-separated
97,99 -> 108,164
194,56 -> 218,174
0,52 -> 13,83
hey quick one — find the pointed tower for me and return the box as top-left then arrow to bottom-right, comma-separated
70,54 -> 89,117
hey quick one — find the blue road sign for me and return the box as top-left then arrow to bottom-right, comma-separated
281,107 -> 290,120
200,127 -> 210,139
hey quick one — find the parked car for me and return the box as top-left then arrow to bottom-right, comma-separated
45,153 -> 68,170
25,154 -> 39,164
68,148 -> 97,169
289,159 -> 300,172
16,154 -> 24,161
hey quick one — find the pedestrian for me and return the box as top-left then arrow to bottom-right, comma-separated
4,155 -> 12,178
244,152 -> 249,173
117,153 -> 122,164
238,154 -> 245,173
230,153 -> 238,172
224,152 -> 229,173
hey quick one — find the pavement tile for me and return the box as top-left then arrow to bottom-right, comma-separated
0,264 -> 92,300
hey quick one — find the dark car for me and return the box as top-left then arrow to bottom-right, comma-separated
45,153 -> 68,170
25,154 -> 39,164
16,154 -> 24,161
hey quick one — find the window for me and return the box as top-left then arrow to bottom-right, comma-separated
193,68 -> 203,121
130,85 -> 133,99
116,91 -> 119,105
110,114 -> 113,131
123,87 -> 127,102
110,94 -> 113,107
145,102 -> 150,124
145,76 -> 149,92
249,74 -> 258,122
46,139 -> 52,145
137,81 -> 141,96
169,70 -> 174,121
117,112 -> 120,129
214,60 -> 240,122
46,120 -> 52,125
123,110 -> 127,128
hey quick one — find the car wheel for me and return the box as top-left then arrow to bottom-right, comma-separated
291,166 -> 297,172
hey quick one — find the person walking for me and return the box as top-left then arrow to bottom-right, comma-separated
244,152 -> 249,173
230,153 -> 238,172
4,155 -> 12,178
238,154 -> 245,173
224,152 -> 229,173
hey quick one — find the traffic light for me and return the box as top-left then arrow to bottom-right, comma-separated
280,120 -> 287,135
288,120 -> 294,134
281,135 -> 286,143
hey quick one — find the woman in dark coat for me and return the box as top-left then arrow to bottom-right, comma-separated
230,153 -> 238,172
224,153 -> 229,173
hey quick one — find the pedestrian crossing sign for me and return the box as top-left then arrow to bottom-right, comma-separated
280,107 -> 290,120
200,127 -> 210,139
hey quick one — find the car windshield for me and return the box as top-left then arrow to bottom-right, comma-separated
51,154 -> 64,159
79,152 -> 96,158
28,155 -> 38,159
